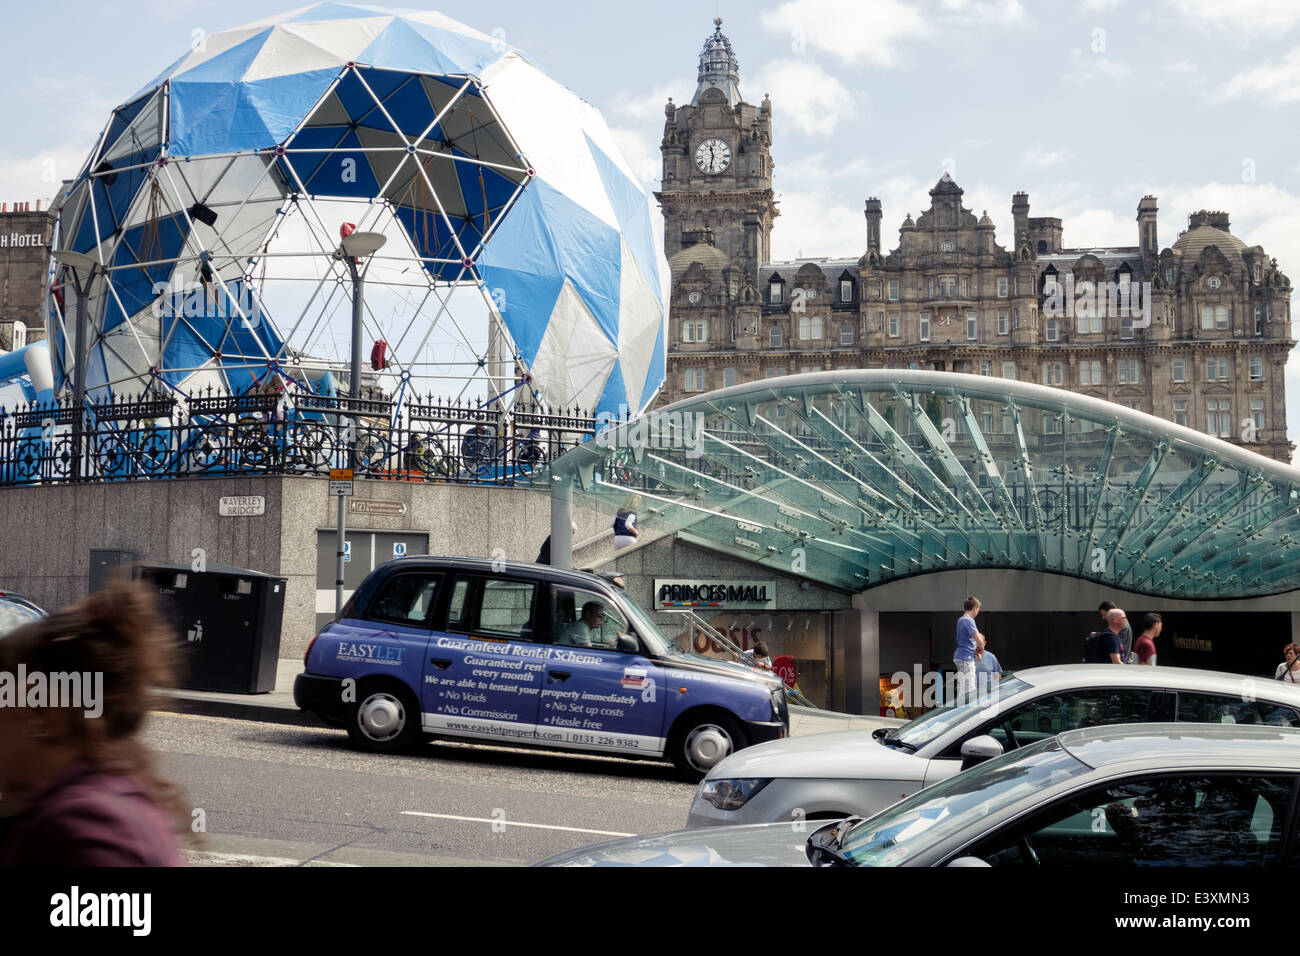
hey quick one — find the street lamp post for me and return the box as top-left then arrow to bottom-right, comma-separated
49,249 -> 101,481
332,230 -> 387,616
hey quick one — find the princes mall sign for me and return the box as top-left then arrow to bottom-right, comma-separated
654,579 -> 777,611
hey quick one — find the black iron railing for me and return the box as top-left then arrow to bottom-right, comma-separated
0,389 -> 597,487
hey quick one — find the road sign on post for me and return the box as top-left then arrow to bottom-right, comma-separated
329,468 -> 355,497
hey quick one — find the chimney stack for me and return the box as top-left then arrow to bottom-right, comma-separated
1012,191 -> 1030,246
864,197 -> 882,252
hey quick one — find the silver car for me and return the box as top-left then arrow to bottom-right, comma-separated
686,664 -> 1300,829
539,723 -> 1300,866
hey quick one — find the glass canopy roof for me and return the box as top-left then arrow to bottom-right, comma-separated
538,370 -> 1300,600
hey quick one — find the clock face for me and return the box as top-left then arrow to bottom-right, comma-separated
695,138 -> 731,174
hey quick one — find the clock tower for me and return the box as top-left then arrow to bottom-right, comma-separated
657,18 -> 777,287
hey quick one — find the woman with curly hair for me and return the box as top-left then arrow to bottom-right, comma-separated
0,581 -> 197,866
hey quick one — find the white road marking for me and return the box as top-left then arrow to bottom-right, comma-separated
401,811 -> 634,837
185,850 -> 357,867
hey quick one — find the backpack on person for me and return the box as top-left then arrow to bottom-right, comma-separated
1083,631 -> 1106,664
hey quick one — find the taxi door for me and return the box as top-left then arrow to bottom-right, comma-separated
422,573 -> 543,742
537,583 -> 667,756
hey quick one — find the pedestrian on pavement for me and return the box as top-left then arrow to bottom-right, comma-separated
1084,608 -> 1127,664
737,640 -> 773,671
975,641 -> 1002,690
1099,600 -> 1134,663
535,522 -> 578,565
0,581 -> 194,866
1134,613 -> 1161,666
954,597 -> 984,699
613,495 -> 641,552
1275,643 -> 1300,683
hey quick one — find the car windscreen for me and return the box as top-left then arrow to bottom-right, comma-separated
841,737 -> 1087,866
0,600 -> 43,638
884,676 -> 1030,751
618,593 -> 683,658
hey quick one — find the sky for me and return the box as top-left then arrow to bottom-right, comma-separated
1,0 -> 1297,448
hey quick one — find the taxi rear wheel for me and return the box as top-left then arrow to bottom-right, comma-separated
670,711 -> 747,782
346,681 -> 423,754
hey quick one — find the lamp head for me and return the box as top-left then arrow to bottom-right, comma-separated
51,249 -> 98,273
339,231 -> 387,259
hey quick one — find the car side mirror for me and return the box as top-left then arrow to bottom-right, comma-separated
960,735 -> 1003,771
615,633 -> 639,654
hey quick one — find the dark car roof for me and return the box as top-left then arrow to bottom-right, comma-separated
372,556 -> 622,590
1058,722 -> 1300,772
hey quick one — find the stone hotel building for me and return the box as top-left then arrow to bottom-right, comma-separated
657,21 -> 1294,463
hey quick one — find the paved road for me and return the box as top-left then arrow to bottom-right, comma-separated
145,711 -> 697,866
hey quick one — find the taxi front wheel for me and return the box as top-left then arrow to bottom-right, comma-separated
346,681 -> 423,754
670,712 -> 747,782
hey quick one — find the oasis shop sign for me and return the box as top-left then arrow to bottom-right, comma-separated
654,579 -> 776,611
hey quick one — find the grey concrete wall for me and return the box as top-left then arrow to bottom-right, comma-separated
0,477 -> 286,616
0,476 -> 610,658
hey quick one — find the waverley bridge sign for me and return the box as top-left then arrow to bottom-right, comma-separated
654,579 -> 777,611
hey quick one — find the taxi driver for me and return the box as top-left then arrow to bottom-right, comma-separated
557,601 -> 612,648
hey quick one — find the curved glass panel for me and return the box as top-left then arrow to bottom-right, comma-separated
538,371 -> 1300,600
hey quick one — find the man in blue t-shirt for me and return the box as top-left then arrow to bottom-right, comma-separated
955,597 -> 985,699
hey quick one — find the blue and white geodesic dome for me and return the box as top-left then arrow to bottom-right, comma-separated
47,3 -> 668,415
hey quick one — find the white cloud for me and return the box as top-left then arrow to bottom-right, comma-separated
1063,48 -> 1130,84
610,78 -> 694,126
0,141 -> 91,210
760,0 -> 930,68
1022,148 -> 1072,167
754,60 -> 860,136
1081,0 -> 1123,10
779,152 -> 877,184
1166,59 -> 1199,74
1168,0 -> 1300,37
939,0 -> 1027,23
1214,46 -> 1300,105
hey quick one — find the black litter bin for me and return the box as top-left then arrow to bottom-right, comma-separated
139,563 -> 287,693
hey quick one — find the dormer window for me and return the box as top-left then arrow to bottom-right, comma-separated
769,279 -> 783,304
840,278 -> 853,302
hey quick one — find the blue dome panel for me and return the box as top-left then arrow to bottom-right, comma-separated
586,134 -> 662,310
170,69 -> 337,155
360,16 -> 502,77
